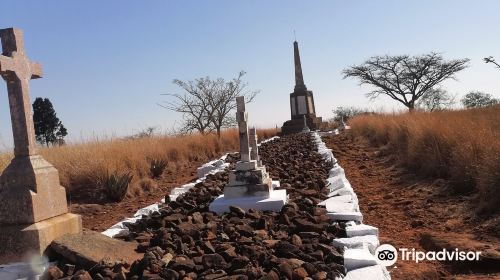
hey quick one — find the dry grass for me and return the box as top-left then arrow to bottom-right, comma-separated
0,128 -> 278,193
349,105 -> 500,215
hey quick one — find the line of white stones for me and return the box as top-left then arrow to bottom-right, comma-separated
313,132 -> 391,280
102,153 -> 231,238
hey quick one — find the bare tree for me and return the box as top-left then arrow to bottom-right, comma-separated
158,77 -> 218,134
484,56 -> 500,70
160,72 -> 258,136
343,53 -> 469,111
210,71 -> 258,137
416,88 -> 456,112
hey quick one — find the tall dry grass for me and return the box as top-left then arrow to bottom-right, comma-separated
0,128 -> 278,192
349,105 -> 500,214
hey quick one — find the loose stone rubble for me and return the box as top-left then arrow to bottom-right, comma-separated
103,153 -> 233,238
48,133 -> 349,279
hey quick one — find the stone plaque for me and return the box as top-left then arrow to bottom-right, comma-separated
290,97 -> 296,116
307,96 -> 314,114
297,96 -> 307,115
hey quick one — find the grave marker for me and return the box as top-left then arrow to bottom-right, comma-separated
0,28 -> 81,263
209,96 -> 287,213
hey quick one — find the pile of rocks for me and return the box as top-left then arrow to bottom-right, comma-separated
48,134 -> 348,279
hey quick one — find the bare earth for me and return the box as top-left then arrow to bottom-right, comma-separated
323,132 -> 500,280
68,162 -> 199,232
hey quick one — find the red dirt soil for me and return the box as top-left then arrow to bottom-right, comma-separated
323,132 -> 500,280
68,162 -> 200,232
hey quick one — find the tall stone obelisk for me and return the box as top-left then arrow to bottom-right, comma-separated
0,28 -> 81,263
281,41 -> 323,134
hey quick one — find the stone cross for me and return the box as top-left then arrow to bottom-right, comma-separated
236,96 -> 250,162
0,28 -> 81,263
0,28 -> 42,157
249,127 -> 261,166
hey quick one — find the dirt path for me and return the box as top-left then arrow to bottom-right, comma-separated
69,163 -> 199,232
323,132 -> 500,280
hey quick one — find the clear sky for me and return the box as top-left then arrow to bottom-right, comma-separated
1,0 -> 499,147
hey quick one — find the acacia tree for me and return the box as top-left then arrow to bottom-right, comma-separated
32,97 -> 68,146
161,71 -> 258,137
343,53 -> 469,111
416,88 -> 456,112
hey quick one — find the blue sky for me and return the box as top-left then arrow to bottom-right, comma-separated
1,0 -> 499,147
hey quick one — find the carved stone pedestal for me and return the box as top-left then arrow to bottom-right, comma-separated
209,160 -> 287,214
0,213 -> 82,263
0,155 -> 69,224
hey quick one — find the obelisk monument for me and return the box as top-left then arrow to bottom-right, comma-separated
281,41 -> 323,134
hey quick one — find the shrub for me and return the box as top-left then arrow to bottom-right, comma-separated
149,158 -> 168,178
105,171 -> 133,202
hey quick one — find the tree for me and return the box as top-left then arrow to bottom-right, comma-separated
209,71 -> 258,137
159,77 -> 217,135
461,91 -> 499,108
342,53 -> 469,111
332,106 -> 364,123
416,88 -> 456,112
160,71 -> 258,137
484,56 -> 500,70
32,97 -> 68,146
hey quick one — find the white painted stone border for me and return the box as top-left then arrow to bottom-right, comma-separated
102,136 -> 281,238
101,153 -> 232,238
258,136 -> 280,145
313,132 -> 390,280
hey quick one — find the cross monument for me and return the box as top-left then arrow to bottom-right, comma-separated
0,28 -> 81,263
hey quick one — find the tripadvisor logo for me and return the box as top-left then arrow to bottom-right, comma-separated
375,244 -> 398,266
375,244 -> 482,266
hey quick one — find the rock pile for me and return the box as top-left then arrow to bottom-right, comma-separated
48,134 -> 347,279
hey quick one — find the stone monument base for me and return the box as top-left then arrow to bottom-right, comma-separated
209,189 -> 288,214
281,116 -> 323,135
0,213 -> 82,263
0,155 -> 69,224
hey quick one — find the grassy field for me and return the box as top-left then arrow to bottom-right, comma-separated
0,128 -> 278,193
349,105 -> 500,215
